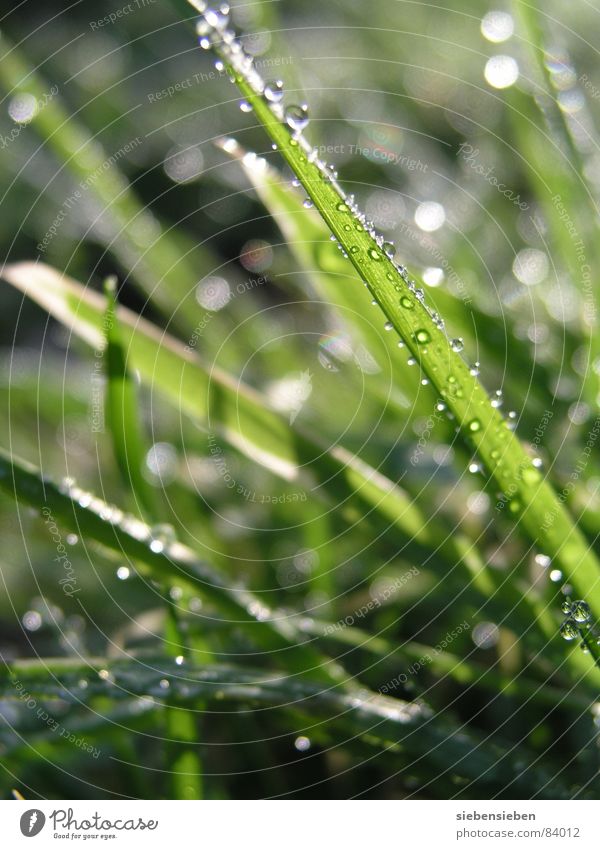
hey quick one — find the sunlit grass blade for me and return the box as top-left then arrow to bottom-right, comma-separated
186,2 -> 600,629
103,276 -> 157,520
3,262 -> 594,679
0,261 -> 444,554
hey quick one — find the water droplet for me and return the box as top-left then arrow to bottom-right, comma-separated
468,419 -> 481,433
407,357 -> 416,366
239,100 -> 253,113
303,198 -> 314,208
550,568 -> 563,582
336,202 -> 349,212
485,55 -> 519,89
294,735 -> 311,751
159,678 -> 170,690
400,296 -> 414,310
264,79 -> 284,102
470,362 -> 480,376
522,466 -> 541,485
368,248 -> 382,261
535,554 -> 551,568
561,600 -> 572,614
571,600 -> 591,623
285,104 -> 309,133
149,523 -> 177,554
117,566 -> 130,581
383,242 -> 395,258
451,338 -> 464,353
414,329 -> 431,345
22,610 -> 42,632
560,619 -> 579,641
201,6 -> 230,30
384,321 -> 394,331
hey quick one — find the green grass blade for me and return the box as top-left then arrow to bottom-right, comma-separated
0,445 -> 344,685
103,276 -> 157,520
0,262 -> 441,553
0,656 -> 574,797
186,2 -> 600,623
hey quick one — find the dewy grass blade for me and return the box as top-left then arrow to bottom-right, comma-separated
185,2 -> 600,624
0,657 -> 574,797
0,446 -> 345,685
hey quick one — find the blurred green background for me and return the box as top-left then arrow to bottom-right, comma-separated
1,0 -> 599,799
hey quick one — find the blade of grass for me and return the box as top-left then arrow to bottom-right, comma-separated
0,445 -> 345,685
0,656 -> 575,797
1,262 -> 584,669
186,2 -> 600,627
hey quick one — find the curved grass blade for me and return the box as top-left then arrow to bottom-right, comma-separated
0,446 -> 345,685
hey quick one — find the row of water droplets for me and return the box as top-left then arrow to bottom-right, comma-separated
191,5 -> 558,582
559,597 -> 600,658
192,5 -> 497,406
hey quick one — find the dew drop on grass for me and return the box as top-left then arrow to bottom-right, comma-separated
400,296 -> 414,310
414,329 -> 431,344
383,242 -> 395,257
571,600 -> 591,623
264,79 -> 284,102
535,553 -> 551,568
149,523 -> 177,554
560,619 -> 579,641
285,104 -> 309,133
303,198 -> 314,208
522,466 -> 541,485
201,6 -> 230,29
336,202 -> 349,212
368,248 -> 382,261
468,419 -> 481,433
451,338 -> 464,353
384,321 -> 393,331
550,568 -> 563,582
239,100 -> 253,112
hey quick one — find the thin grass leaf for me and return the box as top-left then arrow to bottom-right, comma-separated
0,656 -> 577,798
1,266 -> 589,677
103,276 -> 157,520
186,2 -> 600,627
0,446 -> 345,685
